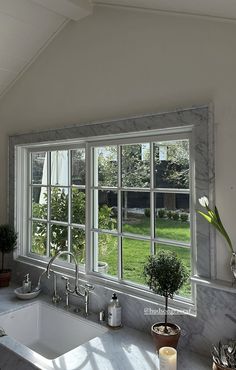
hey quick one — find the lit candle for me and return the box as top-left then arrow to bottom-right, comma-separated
159,347 -> 177,370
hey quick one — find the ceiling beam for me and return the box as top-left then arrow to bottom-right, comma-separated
32,0 -> 93,21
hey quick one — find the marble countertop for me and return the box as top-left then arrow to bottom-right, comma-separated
0,286 -> 211,370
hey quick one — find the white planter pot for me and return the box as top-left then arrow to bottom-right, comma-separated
97,262 -> 108,274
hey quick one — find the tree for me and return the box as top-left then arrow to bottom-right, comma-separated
144,250 -> 188,333
98,144 -> 150,218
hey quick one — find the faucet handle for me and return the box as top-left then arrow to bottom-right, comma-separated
85,283 -> 95,291
61,276 -> 70,290
61,275 -> 69,281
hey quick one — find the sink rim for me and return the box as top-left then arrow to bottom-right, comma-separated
0,298 -> 108,368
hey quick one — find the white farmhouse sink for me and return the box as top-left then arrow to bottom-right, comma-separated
0,302 -> 107,360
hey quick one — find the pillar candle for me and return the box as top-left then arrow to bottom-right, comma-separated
159,347 -> 177,370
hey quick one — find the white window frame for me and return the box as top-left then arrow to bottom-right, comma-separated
88,132 -> 194,291
14,126 -> 196,313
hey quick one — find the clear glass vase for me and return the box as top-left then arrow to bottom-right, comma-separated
230,252 -> 236,279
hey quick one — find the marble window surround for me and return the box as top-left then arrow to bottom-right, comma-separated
9,105 -> 214,280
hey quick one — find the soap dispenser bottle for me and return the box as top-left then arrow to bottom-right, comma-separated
22,274 -> 31,293
108,293 -> 122,328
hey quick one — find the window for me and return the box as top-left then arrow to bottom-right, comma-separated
91,136 -> 191,298
12,107 -> 212,307
29,148 -> 86,264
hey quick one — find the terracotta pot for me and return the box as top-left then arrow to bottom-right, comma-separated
151,322 -> 181,352
213,362 -> 236,370
0,270 -> 11,287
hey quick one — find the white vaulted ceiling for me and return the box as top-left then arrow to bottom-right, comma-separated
1,0 -> 236,99
94,0 -> 236,21
0,0 -> 92,98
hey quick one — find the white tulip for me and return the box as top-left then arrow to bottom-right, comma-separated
198,196 -> 209,207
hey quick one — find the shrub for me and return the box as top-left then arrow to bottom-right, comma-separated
0,225 -> 17,271
167,210 -> 173,219
180,213 -> 188,222
172,212 -> 179,221
158,209 -> 165,218
144,208 -> 150,218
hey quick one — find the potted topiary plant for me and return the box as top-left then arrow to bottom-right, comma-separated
212,340 -> 236,369
144,250 -> 188,351
0,224 -> 17,287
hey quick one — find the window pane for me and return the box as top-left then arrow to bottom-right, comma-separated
154,243 -> 191,298
72,188 -> 85,225
154,140 -> 189,189
122,144 -> 150,188
32,152 -> 47,185
32,187 -> 47,219
94,146 -> 117,187
122,191 -> 150,236
93,233 -> 118,277
51,150 -> 68,186
71,227 -> 85,264
155,193 -> 190,243
51,187 -> 68,222
31,221 -> 47,256
50,224 -> 68,256
72,149 -> 86,186
93,190 -> 117,230
123,238 -> 150,284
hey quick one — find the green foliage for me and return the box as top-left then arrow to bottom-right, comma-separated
121,145 -> 150,187
172,212 -> 179,221
99,205 -> 116,230
32,188 -> 116,262
167,210 -> 173,219
158,209 -> 166,218
0,224 -> 17,271
180,213 -> 188,222
72,189 -> 85,224
144,250 -> 188,299
32,222 -> 47,256
51,187 -> 68,222
144,208 -> 150,218
160,140 -> 189,188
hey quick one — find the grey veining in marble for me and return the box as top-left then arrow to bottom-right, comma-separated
9,105 -> 214,278
0,286 -> 211,370
13,260 -> 236,357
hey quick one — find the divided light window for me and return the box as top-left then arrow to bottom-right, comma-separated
27,134 -> 192,299
91,137 -> 192,298
29,148 -> 86,264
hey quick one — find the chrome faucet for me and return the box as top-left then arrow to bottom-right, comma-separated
46,250 -> 94,315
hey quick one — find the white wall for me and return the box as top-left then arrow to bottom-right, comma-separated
0,6 -> 236,280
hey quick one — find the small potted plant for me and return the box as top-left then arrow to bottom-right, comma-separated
212,340 -> 236,369
0,224 -> 17,287
144,250 -> 188,351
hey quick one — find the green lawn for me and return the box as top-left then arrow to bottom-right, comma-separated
99,216 -> 191,298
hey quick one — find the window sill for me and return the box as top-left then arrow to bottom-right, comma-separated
15,255 -> 196,315
191,275 -> 236,294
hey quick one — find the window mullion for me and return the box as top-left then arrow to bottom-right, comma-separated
118,145 -> 122,280
28,152 -> 32,255
46,152 -> 51,258
150,142 -> 155,255
68,150 -> 72,262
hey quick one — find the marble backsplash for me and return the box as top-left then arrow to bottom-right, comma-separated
13,260 -> 236,358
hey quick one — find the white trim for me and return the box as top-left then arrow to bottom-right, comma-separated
15,128 -> 194,307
